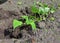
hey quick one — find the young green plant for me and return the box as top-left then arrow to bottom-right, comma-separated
13,16 -> 36,30
31,2 -> 56,21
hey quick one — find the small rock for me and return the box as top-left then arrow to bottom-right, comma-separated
57,18 -> 60,23
38,22 -> 46,29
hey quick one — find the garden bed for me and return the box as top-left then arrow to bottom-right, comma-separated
0,0 -> 60,43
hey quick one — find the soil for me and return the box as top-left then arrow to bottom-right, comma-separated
0,0 -> 60,43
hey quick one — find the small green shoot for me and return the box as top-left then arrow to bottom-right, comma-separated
50,17 -> 55,21
50,7 -> 55,13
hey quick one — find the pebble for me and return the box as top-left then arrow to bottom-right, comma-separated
38,22 -> 46,29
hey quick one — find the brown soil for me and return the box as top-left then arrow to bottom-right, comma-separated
0,0 -> 60,43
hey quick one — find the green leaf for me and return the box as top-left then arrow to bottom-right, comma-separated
22,16 -> 29,21
29,16 -> 35,20
26,19 -> 36,30
26,19 -> 30,25
43,4 -> 48,7
50,7 -> 55,13
39,7 -> 45,14
31,22 -> 36,30
13,19 -> 23,29
39,7 -> 50,15
31,6 -> 39,13
50,9 -> 55,13
50,17 -> 55,21
44,7 -> 50,13
22,16 -> 28,19
22,16 -> 36,30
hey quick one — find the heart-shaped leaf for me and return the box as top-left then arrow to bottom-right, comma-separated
13,19 -> 23,29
